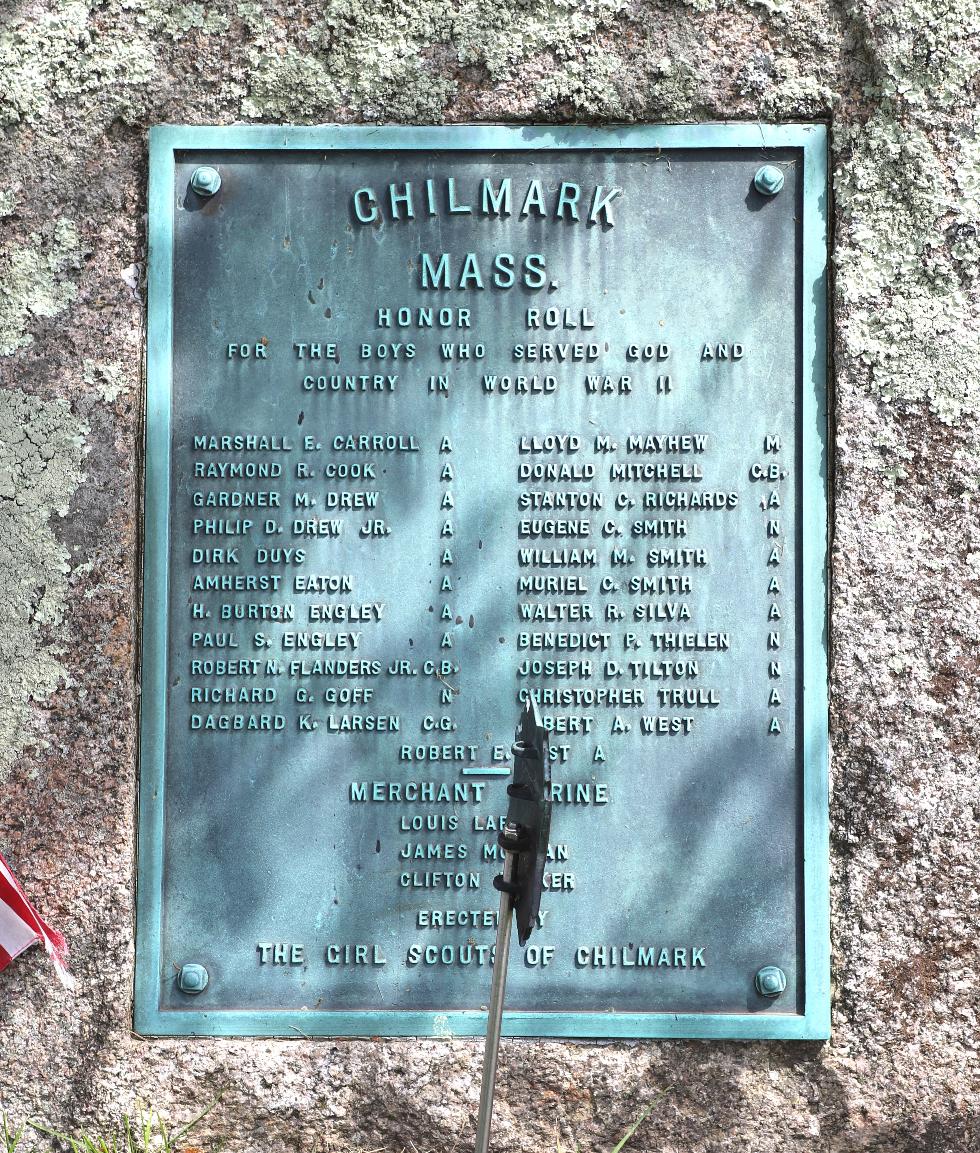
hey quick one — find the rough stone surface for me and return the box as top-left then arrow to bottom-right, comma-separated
1,0 -> 979,1150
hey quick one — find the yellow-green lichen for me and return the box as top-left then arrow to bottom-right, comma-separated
832,0 -> 980,423
529,48 -> 627,118
853,0 -> 980,107
0,2 -> 156,129
157,3 -> 232,39
241,0 -> 633,121
82,360 -> 130,404
835,109 -> 980,423
0,389 -> 87,781
0,219 -> 84,357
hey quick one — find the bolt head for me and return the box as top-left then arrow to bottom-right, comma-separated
177,963 -> 209,994
755,965 -> 787,998
753,165 -> 784,197
190,166 -> 221,198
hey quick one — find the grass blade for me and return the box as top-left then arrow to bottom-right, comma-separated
611,1090 -> 669,1153
2,1113 -> 25,1153
171,1091 -> 225,1144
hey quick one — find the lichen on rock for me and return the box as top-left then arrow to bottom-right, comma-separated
0,389 -> 87,780
240,0 -> 634,122
833,0 -> 980,423
0,219 -> 85,356
835,109 -> 980,423
0,1 -> 156,129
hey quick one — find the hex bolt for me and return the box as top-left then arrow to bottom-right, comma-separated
753,165 -> 784,197
176,963 -> 209,994
190,166 -> 222,198
754,965 -> 787,998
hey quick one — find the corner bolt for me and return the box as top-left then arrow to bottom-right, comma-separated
754,965 -> 787,998
753,165 -> 784,197
177,963 -> 209,994
190,166 -> 222,198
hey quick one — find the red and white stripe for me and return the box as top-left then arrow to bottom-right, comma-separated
0,849 -> 73,988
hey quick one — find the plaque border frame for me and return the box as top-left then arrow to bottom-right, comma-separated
137,122 -> 830,1040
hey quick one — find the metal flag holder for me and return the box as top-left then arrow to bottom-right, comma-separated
474,697 -> 552,1153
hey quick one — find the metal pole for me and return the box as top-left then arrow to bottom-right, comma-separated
474,833 -> 517,1153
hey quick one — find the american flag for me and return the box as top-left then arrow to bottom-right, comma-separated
0,849 -> 73,987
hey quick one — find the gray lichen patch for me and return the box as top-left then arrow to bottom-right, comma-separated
157,3 -> 233,40
0,1 -> 156,130
240,0 -> 634,121
0,218 -> 85,356
82,360 -> 130,405
835,111 -> 980,423
0,389 -> 87,780
832,0 -> 980,423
